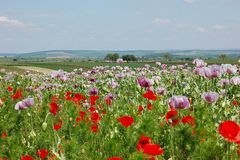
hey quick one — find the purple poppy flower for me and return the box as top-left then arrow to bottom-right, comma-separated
105,93 -> 117,100
37,94 -> 43,101
193,67 -> 205,76
204,65 -> 222,78
15,101 -> 26,110
202,92 -> 219,103
156,87 -> 167,95
168,95 -> 190,109
51,70 -> 65,78
170,65 -> 177,71
183,63 -> 188,69
230,76 -> 240,85
115,73 -> 125,79
217,79 -> 230,87
193,59 -> 207,68
156,62 -> 161,66
108,81 -> 119,89
26,86 -> 33,92
89,77 -> 97,83
152,76 -> 161,82
144,64 -> 150,69
161,64 -> 167,70
23,98 -> 34,106
137,77 -> 153,88
82,72 -> 90,78
15,98 -> 34,110
221,64 -> 237,74
89,88 -> 98,95
116,58 -> 124,64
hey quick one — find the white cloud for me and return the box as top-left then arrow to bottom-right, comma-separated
0,16 -> 42,32
176,24 -> 189,28
197,27 -> 208,32
152,18 -> 172,25
212,24 -> 224,30
184,0 -> 194,4
0,16 -> 28,27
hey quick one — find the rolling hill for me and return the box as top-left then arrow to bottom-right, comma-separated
0,49 -> 239,59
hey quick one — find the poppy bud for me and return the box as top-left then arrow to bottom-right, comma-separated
42,122 -> 47,131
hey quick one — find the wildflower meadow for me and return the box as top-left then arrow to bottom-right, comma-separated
0,59 -> 239,160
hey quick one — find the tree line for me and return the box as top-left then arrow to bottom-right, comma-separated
104,53 -> 137,62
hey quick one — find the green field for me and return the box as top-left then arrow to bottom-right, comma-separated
0,58 -> 239,73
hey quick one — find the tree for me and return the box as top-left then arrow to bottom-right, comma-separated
163,52 -> 171,61
219,54 -> 227,60
104,53 -> 119,61
122,55 -> 137,62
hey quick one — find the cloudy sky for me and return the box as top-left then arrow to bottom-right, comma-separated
0,0 -> 240,53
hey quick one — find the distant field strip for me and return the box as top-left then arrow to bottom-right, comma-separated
16,66 -> 54,74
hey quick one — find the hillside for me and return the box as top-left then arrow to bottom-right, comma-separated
0,49 -> 239,59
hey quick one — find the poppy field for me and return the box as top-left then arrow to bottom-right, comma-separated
0,59 -> 239,160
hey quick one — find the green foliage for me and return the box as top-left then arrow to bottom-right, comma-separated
122,55 -> 138,62
104,53 -> 120,61
163,52 -> 172,61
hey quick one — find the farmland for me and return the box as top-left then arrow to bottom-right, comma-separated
0,57 -> 239,73
0,58 -> 239,159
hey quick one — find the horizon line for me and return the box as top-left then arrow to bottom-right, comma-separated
1,48 -> 240,54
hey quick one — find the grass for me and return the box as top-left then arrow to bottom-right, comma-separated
0,58 -> 238,72
0,64 -> 26,74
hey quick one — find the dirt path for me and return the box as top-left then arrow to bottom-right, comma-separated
15,66 -> 54,74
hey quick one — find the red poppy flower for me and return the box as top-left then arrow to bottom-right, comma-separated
232,100 -> 238,106
104,111 -> 108,115
143,144 -> 164,156
88,106 -> 96,112
90,95 -> 99,101
53,124 -> 62,131
65,91 -> 74,101
138,105 -> 144,112
105,98 -> 112,105
79,111 -> 86,120
234,133 -> 240,145
90,95 -> 99,105
50,95 -> 59,103
36,149 -> 49,159
76,117 -> 81,122
91,124 -> 99,132
118,116 -> 134,128
143,91 -> 157,101
136,135 -> 152,151
218,120 -> 239,142
1,132 -> 7,138
7,86 -> 13,92
49,102 -> 59,116
74,93 -> 86,102
107,157 -> 123,160
91,112 -> 100,123
11,89 -> 22,100
147,102 -> 153,110
182,116 -> 195,126
165,110 -> 180,125
21,155 -> 34,160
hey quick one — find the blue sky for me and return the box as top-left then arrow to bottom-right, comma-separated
0,0 -> 240,53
